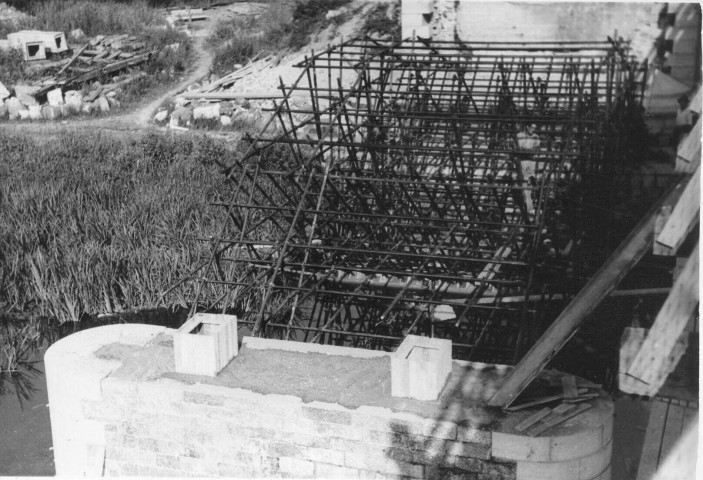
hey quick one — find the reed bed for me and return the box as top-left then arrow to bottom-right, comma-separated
0,131 -> 233,324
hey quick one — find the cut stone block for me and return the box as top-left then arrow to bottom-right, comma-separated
14,85 -> 39,106
96,96 -> 110,113
0,81 -> 9,101
174,313 -> 238,377
154,110 -> 168,123
47,87 -> 64,106
391,335 -> 452,401
41,104 -> 62,120
193,103 -> 220,120
6,97 -> 23,119
65,90 -> 82,113
28,105 -> 42,120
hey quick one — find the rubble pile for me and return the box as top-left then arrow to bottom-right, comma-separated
0,32 -> 163,121
154,53 -> 284,130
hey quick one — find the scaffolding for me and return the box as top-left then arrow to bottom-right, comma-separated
186,38 -> 644,363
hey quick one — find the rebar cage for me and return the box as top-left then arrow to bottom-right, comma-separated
188,38 -> 644,363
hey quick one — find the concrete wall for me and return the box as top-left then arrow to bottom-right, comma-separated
46,325 -> 612,479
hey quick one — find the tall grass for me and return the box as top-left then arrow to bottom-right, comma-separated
0,131 -> 232,324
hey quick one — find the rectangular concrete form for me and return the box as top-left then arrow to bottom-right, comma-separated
391,335 -> 452,401
173,313 -> 238,376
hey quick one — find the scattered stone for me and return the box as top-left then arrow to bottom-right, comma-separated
47,88 -> 64,106
81,103 -> 93,114
0,81 -> 9,101
220,101 -> 236,116
83,87 -> 103,103
69,28 -> 85,41
193,103 -> 220,120
64,90 -> 83,113
174,96 -> 189,107
220,115 -> 232,127
105,90 -> 117,99
28,105 -> 42,120
154,110 -> 169,123
170,105 -> 193,127
96,95 -> 110,113
106,96 -> 120,109
41,104 -> 61,120
18,108 -> 30,120
167,43 -> 180,52
6,97 -> 22,119
14,85 -> 39,106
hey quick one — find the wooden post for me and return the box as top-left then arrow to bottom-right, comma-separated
487,176 -> 690,408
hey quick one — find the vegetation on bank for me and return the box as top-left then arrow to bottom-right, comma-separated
0,132 -> 234,325
208,0 -> 353,78
0,0 -> 193,106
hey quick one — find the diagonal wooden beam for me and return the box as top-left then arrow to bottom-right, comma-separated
626,242 -> 699,386
487,175 -> 690,408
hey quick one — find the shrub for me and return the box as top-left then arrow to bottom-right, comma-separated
0,48 -> 26,85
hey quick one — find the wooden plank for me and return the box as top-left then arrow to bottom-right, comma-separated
637,400 -> 669,480
527,403 -> 591,437
515,407 -> 552,432
180,91 -> 286,100
627,243 -> 699,386
562,375 -> 578,399
660,403 -> 686,463
57,42 -> 88,77
541,402 -> 576,423
657,164 -> 700,251
487,177 -> 690,408
676,118 -> 701,164
505,393 -> 563,412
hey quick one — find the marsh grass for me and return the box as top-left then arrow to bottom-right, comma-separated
0,131 -> 234,325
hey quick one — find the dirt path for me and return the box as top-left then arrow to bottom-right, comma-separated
0,9 -> 219,136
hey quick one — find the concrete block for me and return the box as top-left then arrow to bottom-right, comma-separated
193,102 -> 220,120
424,420 -> 457,440
301,446 -> 345,466
391,335 -> 452,401
315,462 -> 360,478
302,404 -> 352,425
28,105 -> 42,120
0,81 -> 9,100
549,424 -> 603,461
6,97 -> 22,119
64,90 -> 82,114
515,441 -> 611,480
457,425 -> 491,444
279,457 -> 315,477
41,104 -> 61,120
154,110 -> 168,123
14,85 -> 39,106
173,313 -> 238,377
492,431 -> 550,462
96,95 -> 110,113
47,87 -> 64,106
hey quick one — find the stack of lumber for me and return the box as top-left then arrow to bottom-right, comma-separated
180,52 -> 286,101
33,34 -> 155,95
505,375 -> 600,437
